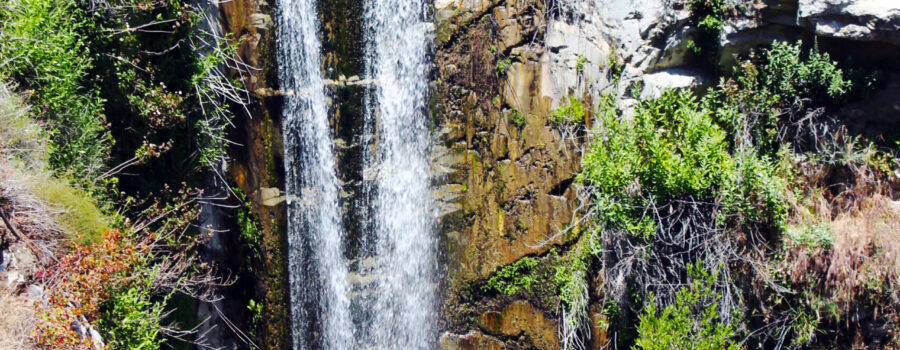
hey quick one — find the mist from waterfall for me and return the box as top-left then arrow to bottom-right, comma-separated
362,0 -> 437,347
275,0 -> 352,348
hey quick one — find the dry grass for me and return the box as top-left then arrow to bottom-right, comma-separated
828,196 -> 899,302
0,83 -> 45,171
0,80 -> 108,247
0,80 -> 103,348
764,123 -> 900,346
0,167 -> 66,261
787,196 -> 900,304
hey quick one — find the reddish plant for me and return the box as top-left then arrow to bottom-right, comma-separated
32,229 -> 152,349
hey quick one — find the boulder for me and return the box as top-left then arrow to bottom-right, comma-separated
798,0 -> 900,45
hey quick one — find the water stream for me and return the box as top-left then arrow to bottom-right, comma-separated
276,0 -> 352,347
277,0 -> 435,347
363,0 -> 437,348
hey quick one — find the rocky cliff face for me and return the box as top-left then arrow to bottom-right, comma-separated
432,0 -> 900,349
215,0 -> 900,348
217,0 -> 291,349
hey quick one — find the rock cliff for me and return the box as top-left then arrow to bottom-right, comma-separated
432,0 -> 900,348
215,0 -> 900,348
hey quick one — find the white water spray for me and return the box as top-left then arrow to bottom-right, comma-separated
275,0 -> 353,347
363,0 -> 437,348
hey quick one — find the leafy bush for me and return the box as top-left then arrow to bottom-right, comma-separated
508,109 -> 526,128
606,48 -> 623,84
235,187 -> 263,262
551,95 -> 586,125
634,262 -> 739,350
786,223 -> 834,249
99,285 -> 166,350
719,150 -> 788,231
2,0 -> 246,203
577,83 -> 783,349
576,54 -> 587,73
0,0 -> 110,180
704,41 -> 851,153
579,90 -> 735,241
574,39 -> 862,349
553,234 -> 601,348
758,41 -> 850,105
483,256 -> 540,295
495,57 -> 513,75
686,0 -> 727,57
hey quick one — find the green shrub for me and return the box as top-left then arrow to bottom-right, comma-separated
576,54 -> 587,73
574,39 -> 855,349
790,308 -> 819,347
495,57 -> 513,75
0,0 -> 110,180
579,89 -> 732,201
704,41 -> 851,153
553,241 -> 594,308
483,256 -> 540,295
248,299 -> 264,326
508,109 -> 526,128
759,41 -> 850,105
634,262 -> 739,350
607,48 -> 623,84
551,95 -> 586,125
99,284 -> 166,350
687,0 -> 727,57
553,233 -> 600,339
720,150 -> 788,231
235,187 -> 263,262
786,223 -> 834,249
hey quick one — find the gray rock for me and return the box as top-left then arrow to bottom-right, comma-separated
798,0 -> 900,45
641,67 -> 712,99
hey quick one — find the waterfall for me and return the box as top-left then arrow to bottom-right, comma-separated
363,0 -> 437,347
275,0 -> 352,347
277,0 -> 436,346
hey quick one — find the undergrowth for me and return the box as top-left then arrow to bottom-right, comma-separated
541,39 -> 878,349
634,262 -> 740,350
0,0 -> 248,348
0,0 -> 110,181
483,256 -> 540,296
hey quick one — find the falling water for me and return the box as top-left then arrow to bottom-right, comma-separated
275,0 -> 352,347
363,0 -> 437,347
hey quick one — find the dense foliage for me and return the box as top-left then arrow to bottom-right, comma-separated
483,256 -> 540,295
480,39 -> 897,349
634,263 -> 739,350
0,0 -> 246,347
0,0 -> 241,197
34,229 -> 161,349
0,0 -> 109,180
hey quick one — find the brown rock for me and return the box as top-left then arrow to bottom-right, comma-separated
478,301 -> 560,350
589,303 -> 610,349
440,331 -> 505,350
